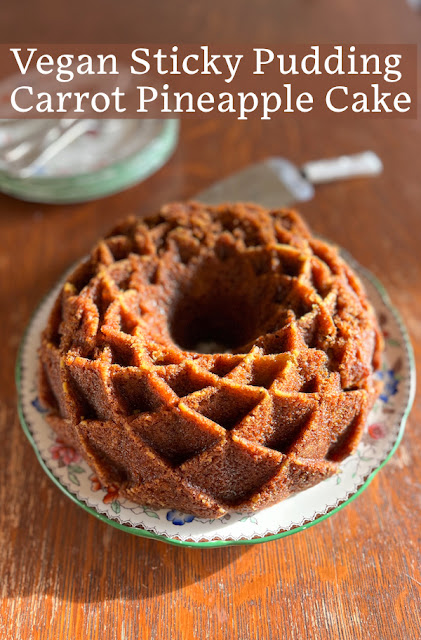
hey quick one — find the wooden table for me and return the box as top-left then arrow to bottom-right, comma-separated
1,1 -> 420,639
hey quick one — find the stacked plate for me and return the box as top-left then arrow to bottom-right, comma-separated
0,118 -> 179,203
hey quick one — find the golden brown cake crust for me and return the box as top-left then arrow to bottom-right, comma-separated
39,202 -> 383,518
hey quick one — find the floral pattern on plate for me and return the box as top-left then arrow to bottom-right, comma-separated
16,254 -> 415,546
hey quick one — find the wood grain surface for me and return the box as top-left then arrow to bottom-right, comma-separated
1,1 -> 420,639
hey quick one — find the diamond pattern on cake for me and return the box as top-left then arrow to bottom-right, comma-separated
39,202 -> 382,517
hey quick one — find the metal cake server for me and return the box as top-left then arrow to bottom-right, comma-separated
197,151 -> 382,208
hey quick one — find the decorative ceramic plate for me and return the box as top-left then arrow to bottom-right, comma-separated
16,253 -> 415,547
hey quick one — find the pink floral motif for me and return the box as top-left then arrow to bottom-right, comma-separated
89,474 -> 102,492
50,438 -> 80,466
103,486 -> 120,504
89,474 -> 120,503
368,423 -> 386,440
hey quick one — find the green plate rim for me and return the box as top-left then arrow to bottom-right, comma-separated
15,255 -> 416,548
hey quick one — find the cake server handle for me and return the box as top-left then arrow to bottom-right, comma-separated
301,151 -> 383,185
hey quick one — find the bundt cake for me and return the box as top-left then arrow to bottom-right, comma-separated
39,202 -> 383,518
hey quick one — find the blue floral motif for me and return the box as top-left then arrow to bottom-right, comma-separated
166,510 -> 195,526
376,369 -> 399,403
31,396 -> 48,413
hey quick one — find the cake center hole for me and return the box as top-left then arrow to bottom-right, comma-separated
170,286 -> 260,354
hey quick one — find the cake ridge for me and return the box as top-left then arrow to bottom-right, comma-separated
39,202 -> 383,517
